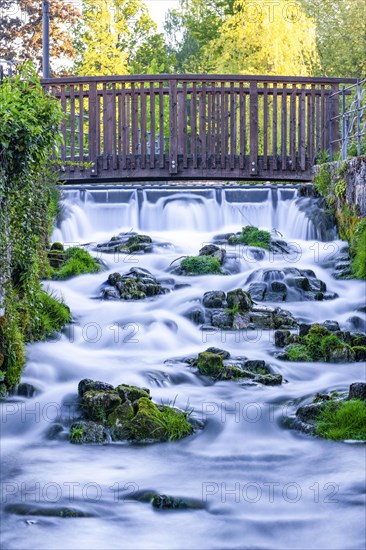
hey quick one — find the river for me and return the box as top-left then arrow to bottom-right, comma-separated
1,184 -> 365,550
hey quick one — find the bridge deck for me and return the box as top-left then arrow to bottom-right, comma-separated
42,74 -> 356,183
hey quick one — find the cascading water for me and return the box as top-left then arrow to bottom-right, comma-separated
1,184 -> 365,550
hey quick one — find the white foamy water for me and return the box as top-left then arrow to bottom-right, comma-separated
1,185 -> 365,550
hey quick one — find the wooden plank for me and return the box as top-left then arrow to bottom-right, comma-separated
249,81 -> 258,175
182,82 -> 188,168
60,85 -> 67,162
177,89 -> 185,155
200,81 -> 207,169
272,83 -> 278,170
131,83 -> 139,168
221,82 -> 226,168
299,84 -> 306,171
331,84 -> 340,154
191,81 -> 197,168
230,81 -> 235,169
69,84 -> 75,170
309,84 -> 315,163
290,84 -> 296,170
88,82 -> 98,165
169,79 -> 178,174
281,84 -> 287,171
102,83 -> 108,168
210,83 -> 215,168
215,88 -> 220,156
207,87 -> 212,163
239,81 -> 245,170
112,83 -> 117,169
78,84 -> 84,165
121,83 -> 127,169
263,82 -> 268,169
159,81 -> 164,168
126,90 -> 131,158
149,82 -> 155,169
140,82 -> 147,169
321,84 -> 326,150
315,91 -> 320,157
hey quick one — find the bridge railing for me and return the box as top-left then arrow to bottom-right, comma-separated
41,74 -> 357,181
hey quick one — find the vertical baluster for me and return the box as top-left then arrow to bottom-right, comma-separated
79,84 -> 84,167
250,81 -> 258,175
159,81 -> 164,168
210,82 -> 215,168
169,79 -> 178,174
140,82 -> 147,169
239,81 -> 246,170
230,81 -> 235,169
281,84 -> 287,171
263,82 -> 268,170
60,84 -> 67,162
272,83 -> 278,170
182,81 -> 188,169
299,84 -> 306,171
191,81 -> 197,168
149,82 -> 155,169
88,82 -> 97,170
290,84 -> 297,170
69,84 -> 75,171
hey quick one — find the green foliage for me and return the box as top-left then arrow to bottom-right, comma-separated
229,226 -> 271,249
313,165 -> 332,197
284,325 -> 353,363
315,400 -> 366,441
351,219 -> 366,279
180,256 -> 222,275
285,344 -> 312,362
0,63 -> 69,391
27,290 -> 71,341
52,247 -> 100,280
334,178 -> 346,199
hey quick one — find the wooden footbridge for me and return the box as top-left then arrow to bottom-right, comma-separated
41,74 -> 357,183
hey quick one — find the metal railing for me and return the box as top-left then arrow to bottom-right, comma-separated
329,78 -> 366,161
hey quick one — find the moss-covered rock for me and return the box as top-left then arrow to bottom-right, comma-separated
71,379 -> 193,443
51,247 -> 101,280
102,268 -> 167,300
70,421 -> 107,444
276,323 -> 357,363
294,384 -> 366,440
96,233 -> 153,254
228,226 -> 271,249
187,350 -> 282,385
352,346 -> 366,362
179,256 -> 223,275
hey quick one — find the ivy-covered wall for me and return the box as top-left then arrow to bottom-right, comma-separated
0,64 -> 71,395
313,156 -> 366,279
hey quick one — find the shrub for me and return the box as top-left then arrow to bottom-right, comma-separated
285,344 -> 312,362
315,400 -> 366,440
351,218 -> 366,279
53,247 -> 100,279
180,256 -> 222,275
230,226 -> 271,249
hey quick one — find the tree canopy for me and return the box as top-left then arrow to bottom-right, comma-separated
0,0 -> 79,74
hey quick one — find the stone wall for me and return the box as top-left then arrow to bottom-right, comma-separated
313,156 -> 366,217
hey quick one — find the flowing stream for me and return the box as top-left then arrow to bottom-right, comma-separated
1,185 -> 365,550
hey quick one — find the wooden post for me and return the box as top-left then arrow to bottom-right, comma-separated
169,79 -> 178,174
249,81 -> 258,175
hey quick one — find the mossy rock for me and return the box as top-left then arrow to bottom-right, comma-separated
180,256 -> 222,275
70,421 -> 107,444
227,288 -> 253,312
228,226 -> 271,249
82,390 -> 122,422
352,346 -> 366,362
52,247 -> 101,280
72,380 -> 193,443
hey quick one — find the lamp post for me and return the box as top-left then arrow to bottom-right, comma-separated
42,0 -> 50,78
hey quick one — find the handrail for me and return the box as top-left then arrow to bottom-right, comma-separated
41,74 -> 358,86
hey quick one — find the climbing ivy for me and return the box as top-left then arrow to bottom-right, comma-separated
0,63 -> 71,392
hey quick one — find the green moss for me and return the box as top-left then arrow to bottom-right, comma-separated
70,423 -> 86,444
351,219 -> 366,279
319,334 -> 349,361
52,247 -> 100,280
285,344 -> 312,362
313,164 -> 332,197
27,289 -> 71,341
180,256 -> 222,275
197,352 -> 224,377
315,400 -> 366,441
229,226 -> 271,249
127,397 -> 193,442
